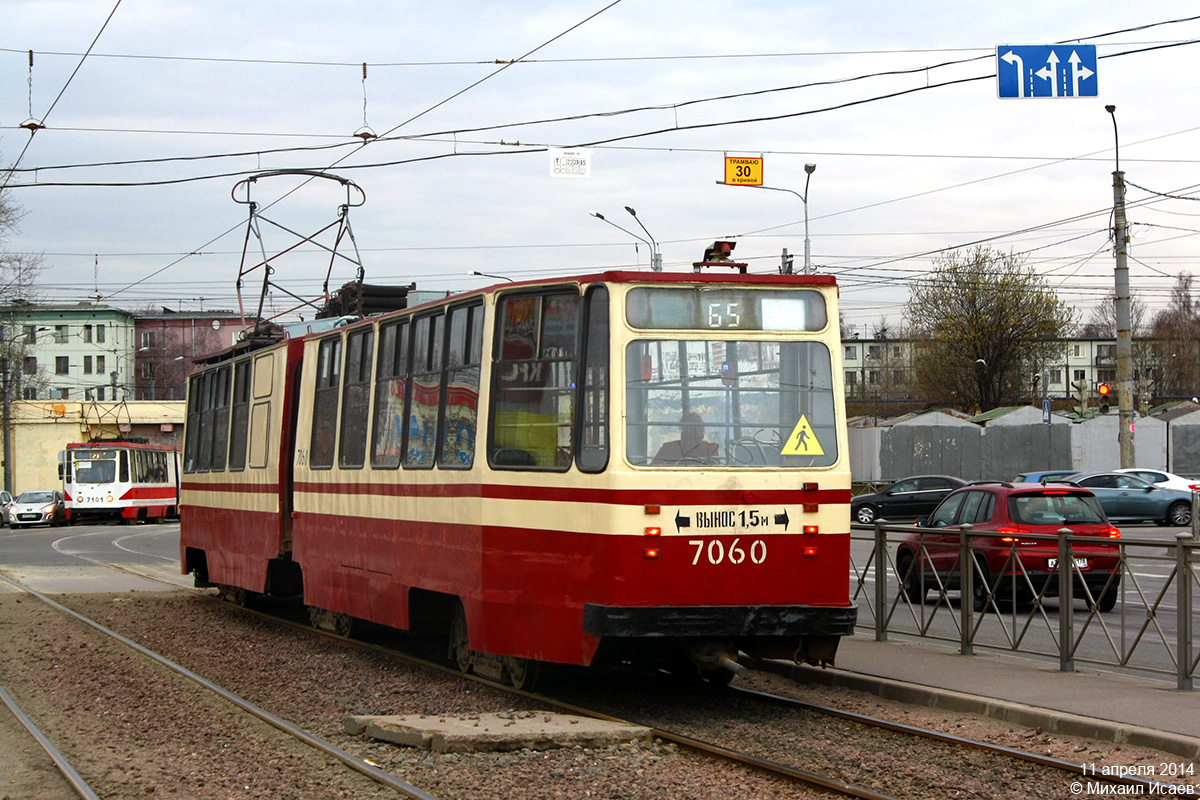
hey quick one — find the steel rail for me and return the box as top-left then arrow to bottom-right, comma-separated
0,682 -> 100,800
16,561 -> 1180,798
0,571 -> 441,800
201,592 -> 1191,799
207,596 -> 902,800
731,684 -> 1176,793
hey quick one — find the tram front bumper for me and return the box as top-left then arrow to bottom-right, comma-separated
582,603 -> 857,638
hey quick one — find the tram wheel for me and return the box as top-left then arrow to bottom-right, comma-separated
217,584 -> 248,607
699,667 -> 736,687
308,606 -> 354,637
504,656 -> 540,691
450,605 -> 472,674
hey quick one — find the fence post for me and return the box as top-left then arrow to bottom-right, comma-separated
874,519 -> 888,642
958,523 -> 974,656
1176,532 -> 1194,691
1058,527 -> 1075,673
1192,490 -> 1199,541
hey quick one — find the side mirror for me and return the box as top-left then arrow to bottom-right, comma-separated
915,516 -> 928,527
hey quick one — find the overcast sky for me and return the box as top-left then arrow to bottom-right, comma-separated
3,1 -> 1199,332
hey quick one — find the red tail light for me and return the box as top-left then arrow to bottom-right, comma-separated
1106,528 -> 1121,539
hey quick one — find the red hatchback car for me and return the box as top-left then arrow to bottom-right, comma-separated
896,481 -> 1122,612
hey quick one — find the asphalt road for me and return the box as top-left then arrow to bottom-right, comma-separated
0,519 -> 189,593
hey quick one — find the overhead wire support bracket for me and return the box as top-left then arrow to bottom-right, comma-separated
230,170 -> 367,337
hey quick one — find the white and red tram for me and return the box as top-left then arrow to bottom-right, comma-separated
180,270 -> 856,686
64,441 -> 180,523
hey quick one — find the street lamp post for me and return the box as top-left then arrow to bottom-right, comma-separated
1106,105 -> 1135,468
2,361 -> 11,495
802,163 -> 816,274
589,210 -> 661,271
468,270 -> 514,283
623,207 -> 661,272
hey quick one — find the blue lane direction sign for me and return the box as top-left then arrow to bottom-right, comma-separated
997,45 -> 1097,98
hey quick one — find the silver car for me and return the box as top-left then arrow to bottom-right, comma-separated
9,490 -> 68,528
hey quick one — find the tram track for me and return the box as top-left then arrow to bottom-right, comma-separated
188,592 -> 900,800
3,570 -> 1193,799
211,592 -> 1193,799
119,583 -> 1190,799
0,572 -> 437,800
0,680 -> 99,799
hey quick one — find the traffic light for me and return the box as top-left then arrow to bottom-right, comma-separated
1071,379 -> 1088,417
1097,382 -> 1111,414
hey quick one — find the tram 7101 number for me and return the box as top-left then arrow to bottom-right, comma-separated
689,538 -> 767,566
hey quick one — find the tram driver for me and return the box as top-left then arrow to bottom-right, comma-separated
652,411 -> 720,465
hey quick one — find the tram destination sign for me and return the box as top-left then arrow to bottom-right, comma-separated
997,45 -> 1097,99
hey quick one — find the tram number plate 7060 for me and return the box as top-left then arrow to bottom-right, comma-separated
689,538 -> 767,566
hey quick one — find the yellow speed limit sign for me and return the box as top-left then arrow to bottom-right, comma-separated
724,156 -> 763,186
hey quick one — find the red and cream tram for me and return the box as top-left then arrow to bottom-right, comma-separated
64,441 -> 180,523
180,270 -> 856,686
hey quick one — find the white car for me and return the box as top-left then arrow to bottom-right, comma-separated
1113,468 -> 1200,494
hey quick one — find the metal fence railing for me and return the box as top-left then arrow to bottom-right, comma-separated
851,521 -> 1198,690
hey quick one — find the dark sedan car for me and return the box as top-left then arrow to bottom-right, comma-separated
851,475 -> 968,524
1066,472 -> 1192,526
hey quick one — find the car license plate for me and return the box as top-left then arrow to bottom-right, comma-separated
1048,558 -> 1088,570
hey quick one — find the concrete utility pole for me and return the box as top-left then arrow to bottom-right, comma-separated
1107,105 -> 1135,468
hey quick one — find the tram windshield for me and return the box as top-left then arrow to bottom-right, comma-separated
70,451 -> 118,483
625,339 -> 837,468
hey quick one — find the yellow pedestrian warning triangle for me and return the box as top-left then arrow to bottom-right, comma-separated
781,415 -> 824,456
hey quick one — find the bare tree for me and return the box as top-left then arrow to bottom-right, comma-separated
0,170 -> 45,303
906,246 -> 1076,411
1,171 -> 48,398
1150,273 -> 1200,397
1078,290 -> 1147,338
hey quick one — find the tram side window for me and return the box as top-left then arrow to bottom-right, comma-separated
405,313 -> 444,468
310,336 -> 342,469
577,286 -> 609,473
338,327 -> 375,469
371,320 -> 410,469
208,366 -> 231,472
228,359 -> 251,472
439,303 -> 483,469
184,374 -> 203,473
490,291 -> 580,470
191,366 -> 230,473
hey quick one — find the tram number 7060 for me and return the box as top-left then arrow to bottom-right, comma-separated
689,538 -> 767,566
